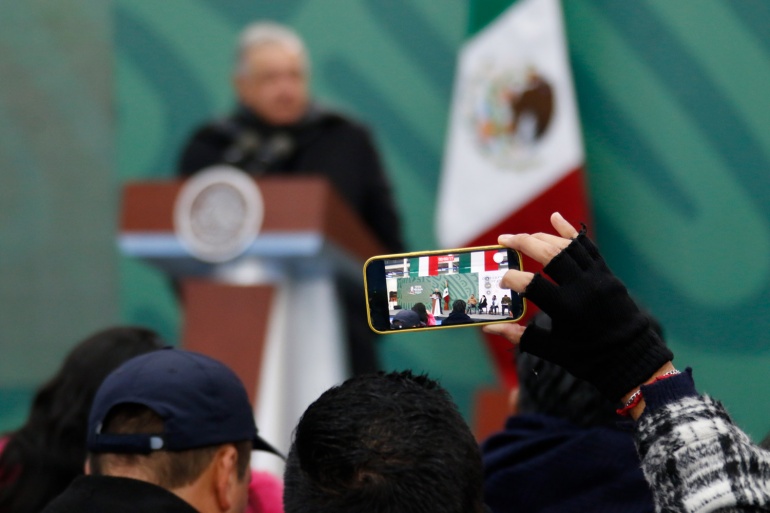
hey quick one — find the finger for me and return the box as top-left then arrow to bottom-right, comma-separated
531,232 -> 572,251
483,322 -> 526,344
500,269 -> 535,293
500,233 -> 564,266
519,323 -> 554,358
551,212 -> 579,239
522,273 -> 562,314
497,233 -> 516,247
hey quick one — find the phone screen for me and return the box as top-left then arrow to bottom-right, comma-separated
364,246 -> 525,334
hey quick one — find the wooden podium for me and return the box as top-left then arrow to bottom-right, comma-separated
119,175 -> 383,470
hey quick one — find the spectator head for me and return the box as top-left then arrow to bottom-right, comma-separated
234,21 -> 310,125
391,309 -> 420,329
411,302 -> 428,325
452,299 -> 467,313
86,349 -> 282,513
0,326 -> 164,513
284,371 -> 484,513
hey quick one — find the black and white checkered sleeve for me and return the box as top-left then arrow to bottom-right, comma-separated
635,374 -> 770,512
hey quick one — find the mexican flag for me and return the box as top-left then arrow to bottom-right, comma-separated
437,0 -> 590,386
458,250 -> 504,273
409,256 -> 439,277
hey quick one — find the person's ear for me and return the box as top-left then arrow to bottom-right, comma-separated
213,445 -> 241,512
84,458 -> 92,475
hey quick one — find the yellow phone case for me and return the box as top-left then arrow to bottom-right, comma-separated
363,245 -> 526,334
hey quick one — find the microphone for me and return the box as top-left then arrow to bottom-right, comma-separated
223,129 -> 295,175
224,131 -> 261,167
251,133 -> 295,174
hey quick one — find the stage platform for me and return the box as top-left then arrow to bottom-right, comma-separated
390,310 -> 513,324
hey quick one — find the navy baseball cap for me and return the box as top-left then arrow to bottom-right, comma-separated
392,309 -> 420,328
87,348 -> 283,459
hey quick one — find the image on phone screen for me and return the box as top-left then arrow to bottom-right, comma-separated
364,246 -> 525,333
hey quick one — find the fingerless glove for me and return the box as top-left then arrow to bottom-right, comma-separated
519,229 -> 673,401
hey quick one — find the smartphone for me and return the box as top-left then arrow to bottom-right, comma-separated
364,245 -> 525,334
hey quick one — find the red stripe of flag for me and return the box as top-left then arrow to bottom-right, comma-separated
469,167 -> 592,389
484,250 -> 498,271
429,256 -> 439,276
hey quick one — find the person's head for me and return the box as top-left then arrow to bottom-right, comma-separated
515,349 -> 616,427
86,349 -> 282,513
411,302 -> 428,325
234,22 -> 310,126
452,299 -> 466,313
0,326 -> 164,513
391,309 -> 420,329
284,371 -> 484,513
470,294 -> 475,298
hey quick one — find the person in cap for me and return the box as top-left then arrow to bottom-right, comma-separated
42,348 -> 282,513
391,309 -> 420,329
0,326 -> 164,513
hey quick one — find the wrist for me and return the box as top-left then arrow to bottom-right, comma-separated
619,361 -> 676,420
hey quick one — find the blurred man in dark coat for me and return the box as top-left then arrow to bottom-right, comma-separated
178,22 -> 404,373
178,22 -> 403,254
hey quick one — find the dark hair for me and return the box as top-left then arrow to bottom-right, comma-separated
411,302 -> 428,324
0,326 -> 164,513
89,404 -> 251,488
284,371 -> 484,513
452,299 -> 466,313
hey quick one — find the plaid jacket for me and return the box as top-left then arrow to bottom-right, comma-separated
635,371 -> 770,512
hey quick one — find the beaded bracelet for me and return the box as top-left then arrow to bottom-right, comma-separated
616,369 -> 680,417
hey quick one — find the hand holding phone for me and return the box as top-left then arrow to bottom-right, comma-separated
364,246 -> 526,334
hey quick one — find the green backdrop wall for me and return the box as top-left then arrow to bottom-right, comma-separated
0,0 -> 118,429
1,0 -> 768,440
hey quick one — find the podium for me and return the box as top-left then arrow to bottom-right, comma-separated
119,175 -> 384,472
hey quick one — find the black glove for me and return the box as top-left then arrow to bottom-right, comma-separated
519,229 -> 673,401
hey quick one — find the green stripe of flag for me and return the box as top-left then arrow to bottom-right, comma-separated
459,251 -> 487,273
459,252 -> 471,273
409,257 -> 419,278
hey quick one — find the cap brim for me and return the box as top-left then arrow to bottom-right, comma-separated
253,435 -> 285,460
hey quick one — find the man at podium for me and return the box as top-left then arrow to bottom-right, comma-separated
177,21 -> 403,255
177,21 -> 403,374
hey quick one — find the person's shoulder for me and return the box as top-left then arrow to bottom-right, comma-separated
44,475 -> 198,513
